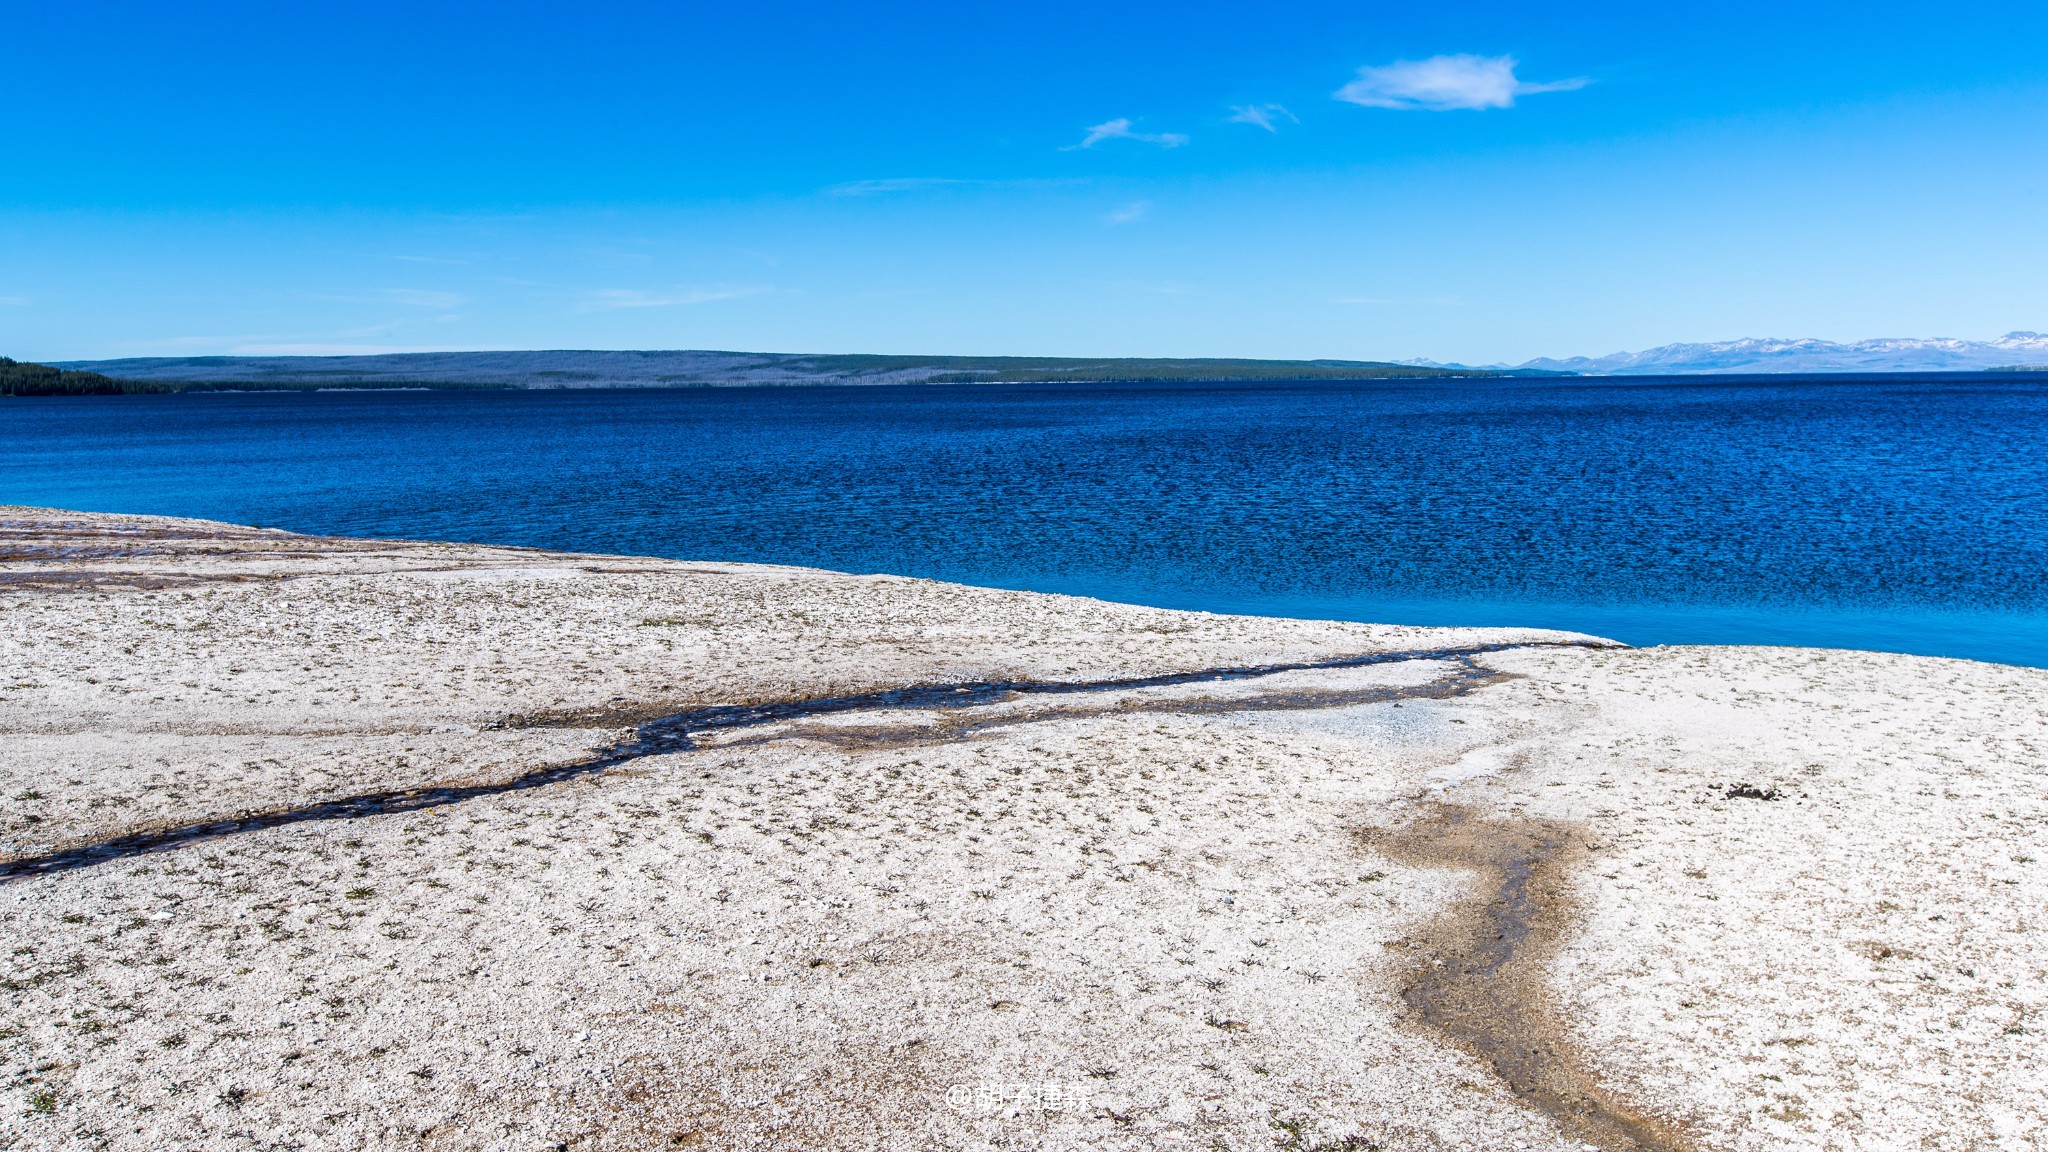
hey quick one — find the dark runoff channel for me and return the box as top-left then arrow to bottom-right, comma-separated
0,640 -> 1607,882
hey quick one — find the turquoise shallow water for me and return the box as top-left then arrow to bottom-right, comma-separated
5,374 -> 2047,666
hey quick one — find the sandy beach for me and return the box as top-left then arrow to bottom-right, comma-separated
2,506 -> 2042,1151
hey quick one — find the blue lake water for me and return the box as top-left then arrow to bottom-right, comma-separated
6,376 -> 2048,666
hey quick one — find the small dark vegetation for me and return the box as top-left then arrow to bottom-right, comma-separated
1,357 -> 167,396
1725,783 -> 1780,801
1271,1114 -> 1381,1151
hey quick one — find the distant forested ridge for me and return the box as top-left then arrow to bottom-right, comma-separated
34,344 -> 2048,392
0,357 -> 170,396
49,350 -> 1513,391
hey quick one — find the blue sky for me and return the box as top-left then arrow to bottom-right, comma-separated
5,1 -> 2046,364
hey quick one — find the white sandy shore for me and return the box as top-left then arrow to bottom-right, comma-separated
1,507 -> 2042,1151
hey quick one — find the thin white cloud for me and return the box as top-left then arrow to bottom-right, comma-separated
1065,118 -> 1189,150
0,295 -> 27,306
1334,54 -> 1588,111
826,177 -> 974,196
1227,103 -> 1298,132
1106,201 -> 1152,224
382,289 -> 467,309
576,285 -> 769,312
821,176 -> 1086,197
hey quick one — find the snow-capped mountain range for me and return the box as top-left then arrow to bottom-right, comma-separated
1409,332 -> 2048,375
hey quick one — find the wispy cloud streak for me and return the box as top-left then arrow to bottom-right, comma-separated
822,176 -> 1087,197
382,289 -> 467,309
576,285 -> 769,312
1227,104 -> 1297,132
1335,55 -> 1588,111
826,177 -> 975,197
1066,118 -> 1189,150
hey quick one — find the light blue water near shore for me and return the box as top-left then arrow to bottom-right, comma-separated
5,376 -> 2048,666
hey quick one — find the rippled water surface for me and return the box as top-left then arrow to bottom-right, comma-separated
5,376 -> 2047,665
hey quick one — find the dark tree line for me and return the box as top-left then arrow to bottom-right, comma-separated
0,357 -> 172,396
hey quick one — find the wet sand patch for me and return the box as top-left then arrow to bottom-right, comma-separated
1364,806 -> 1696,1152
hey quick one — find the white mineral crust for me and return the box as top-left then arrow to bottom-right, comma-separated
0,507 -> 2040,1151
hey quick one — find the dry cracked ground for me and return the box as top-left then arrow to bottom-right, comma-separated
1,507 -> 2043,1152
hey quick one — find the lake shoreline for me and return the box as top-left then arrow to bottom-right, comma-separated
10,376 -> 2044,667
3,507 -> 2043,1150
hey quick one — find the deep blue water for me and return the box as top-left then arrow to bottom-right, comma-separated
6,376 -> 2048,666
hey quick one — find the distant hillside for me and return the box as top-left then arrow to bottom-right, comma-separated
49,350 -> 1501,391
49,339 -> 2048,389
1426,331 -> 2048,375
0,356 -> 167,396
